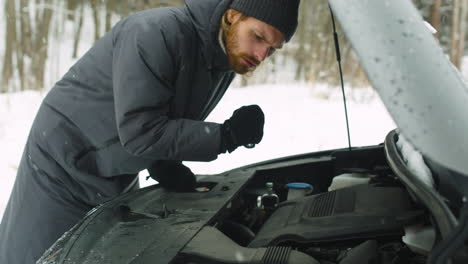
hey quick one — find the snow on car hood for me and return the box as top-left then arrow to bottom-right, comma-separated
397,133 -> 435,188
329,0 -> 468,177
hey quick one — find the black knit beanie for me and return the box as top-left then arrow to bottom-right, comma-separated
229,0 -> 300,42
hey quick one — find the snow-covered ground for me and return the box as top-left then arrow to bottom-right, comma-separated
184,83 -> 394,175
0,81 -> 396,221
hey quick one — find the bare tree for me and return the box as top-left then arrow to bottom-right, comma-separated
294,0 -> 308,81
458,0 -> 467,70
450,0 -> 467,69
105,1 -> 115,32
450,0 -> 460,68
31,0 -> 54,91
430,0 -> 441,40
72,3 -> 84,58
2,0 -> 18,93
90,0 -> 101,42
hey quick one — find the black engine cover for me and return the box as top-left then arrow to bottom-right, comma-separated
249,185 -> 420,247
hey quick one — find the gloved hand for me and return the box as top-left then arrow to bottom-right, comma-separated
147,161 -> 196,192
220,105 -> 265,153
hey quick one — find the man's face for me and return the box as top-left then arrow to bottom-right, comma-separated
224,12 -> 285,75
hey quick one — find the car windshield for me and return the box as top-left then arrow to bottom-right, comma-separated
0,0 -> 466,203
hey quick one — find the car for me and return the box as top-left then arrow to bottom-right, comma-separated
38,0 -> 468,263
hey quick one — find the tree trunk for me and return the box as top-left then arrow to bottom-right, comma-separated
2,0 -> 17,93
105,0 -> 116,32
294,0 -> 307,81
90,0 -> 101,42
31,0 -> 54,91
430,0 -> 441,39
458,0 -> 468,69
450,0 -> 461,68
72,4 -> 84,58
18,0 -> 33,91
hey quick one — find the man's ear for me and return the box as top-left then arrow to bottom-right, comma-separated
226,9 -> 242,24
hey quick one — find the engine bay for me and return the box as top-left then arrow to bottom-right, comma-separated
39,140 -> 448,264
175,146 -> 433,264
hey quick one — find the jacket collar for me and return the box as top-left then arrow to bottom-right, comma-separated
185,0 -> 233,71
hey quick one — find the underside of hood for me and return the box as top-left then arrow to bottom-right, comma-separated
329,0 -> 468,178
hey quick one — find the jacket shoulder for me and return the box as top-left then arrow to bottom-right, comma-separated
113,7 -> 197,57
116,7 -> 195,39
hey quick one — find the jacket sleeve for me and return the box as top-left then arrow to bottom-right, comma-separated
112,16 -> 222,161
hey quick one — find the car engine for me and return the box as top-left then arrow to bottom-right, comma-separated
175,150 -> 431,264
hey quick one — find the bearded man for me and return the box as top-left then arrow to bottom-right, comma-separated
0,0 -> 300,263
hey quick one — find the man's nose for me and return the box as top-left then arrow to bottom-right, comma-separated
254,46 -> 270,62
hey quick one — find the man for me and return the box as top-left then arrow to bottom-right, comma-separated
0,0 -> 300,262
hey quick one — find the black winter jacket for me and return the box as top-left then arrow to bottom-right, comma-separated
32,0 -> 235,205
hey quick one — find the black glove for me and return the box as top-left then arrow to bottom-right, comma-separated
220,105 -> 265,153
147,161 -> 196,192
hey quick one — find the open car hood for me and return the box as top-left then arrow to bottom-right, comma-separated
329,0 -> 468,178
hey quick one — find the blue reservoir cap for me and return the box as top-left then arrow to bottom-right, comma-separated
286,182 -> 313,190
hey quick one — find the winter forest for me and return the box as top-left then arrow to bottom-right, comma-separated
1,0 -> 467,93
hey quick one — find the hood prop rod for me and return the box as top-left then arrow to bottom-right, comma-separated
329,5 -> 352,151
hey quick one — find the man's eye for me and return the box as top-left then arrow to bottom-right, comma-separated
255,34 -> 263,41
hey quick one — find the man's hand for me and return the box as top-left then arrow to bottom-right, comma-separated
220,105 -> 265,153
148,161 -> 196,192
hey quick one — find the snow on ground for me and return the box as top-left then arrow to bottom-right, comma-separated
0,91 -> 43,220
184,82 -> 394,175
0,82 -> 396,220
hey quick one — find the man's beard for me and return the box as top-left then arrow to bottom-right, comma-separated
224,21 -> 260,75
